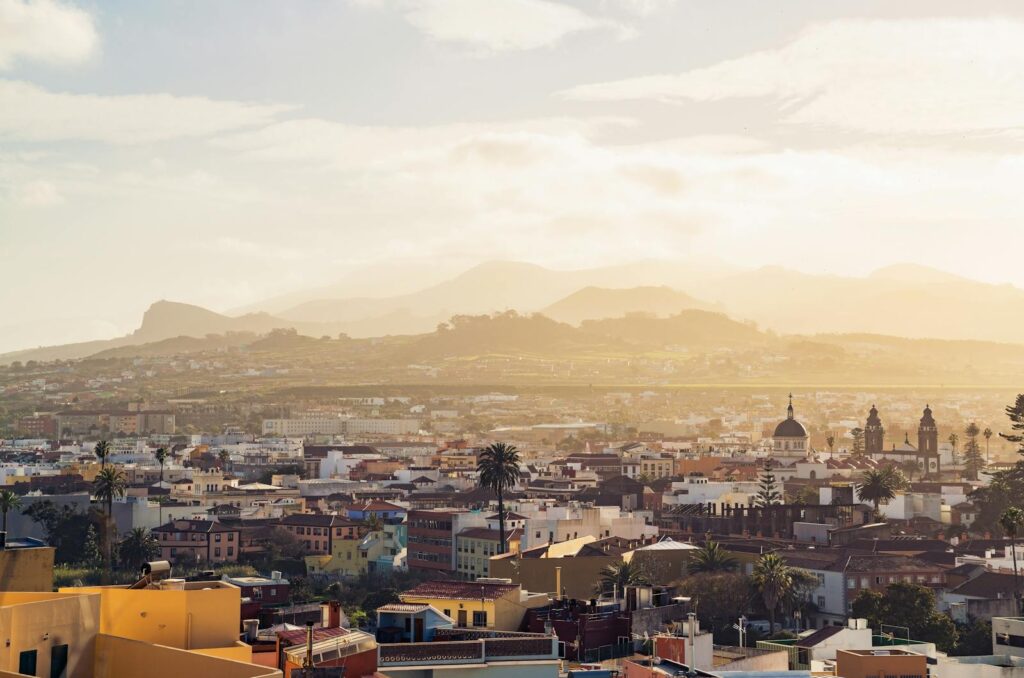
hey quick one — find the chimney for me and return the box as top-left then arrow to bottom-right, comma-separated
243,619 -> 259,643
555,567 -> 562,602
303,621 -> 315,670
271,570 -> 282,581
321,600 -> 342,628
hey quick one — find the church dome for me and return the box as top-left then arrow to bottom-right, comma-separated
773,418 -> 808,438
773,394 -> 807,438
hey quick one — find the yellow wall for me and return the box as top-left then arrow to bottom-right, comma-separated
0,547 -> 56,592
60,583 -> 241,650
192,641 -> 254,663
0,592 -> 100,678
92,635 -> 280,678
400,594 -> 498,628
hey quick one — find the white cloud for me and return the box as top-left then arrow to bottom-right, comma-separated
560,18 -> 1024,135
0,80 -> 294,144
391,0 -> 629,52
16,179 -> 62,205
0,0 -> 98,69
601,0 -> 677,17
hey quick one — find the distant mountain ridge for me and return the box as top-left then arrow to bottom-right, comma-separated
5,260 -> 1024,364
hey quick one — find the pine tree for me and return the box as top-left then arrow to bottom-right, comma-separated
850,427 -> 865,456
963,423 -> 985,480
82,524 -> 102,568
1001,394 -> 1024,454
754,461 -> 782,507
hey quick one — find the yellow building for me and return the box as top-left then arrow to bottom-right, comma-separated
398,579 -> 548,631
455,527 -> 521,579
0,589 -> 280,678
305,530 -> 385,578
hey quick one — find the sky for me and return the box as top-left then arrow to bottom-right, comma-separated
3,0 -> 1024,352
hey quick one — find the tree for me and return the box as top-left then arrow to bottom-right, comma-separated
218,449 -> 231,471
595,560 -> 649,595
476,442 -> 521,555
0,489 -> 21,532
94,466 -> 127,582
94,439 -> 111,469
949,433 -> 959,466
950,617 -> 993,656
963,423 -> 984,481
155,446 -> 168,526
851,582 -> 958,652
81,524 -> 102,568
364,512 -> 384,533
119,527 -> 160,572
1001,507 -> 1024,612
1000,394 -> 1024,453
688,541 -> 738,574
857,468 -> 904,512
850,428 -> 865,457
984,427 -> 994,463
676,572 -> 750,637
752,552 -> 796,633
899,460 -> 922,483
754,461 -> 781,507
788,485 -> 820,506
825,433 -> 836,456
266,526 -> 306,562
22,500 -> 98,564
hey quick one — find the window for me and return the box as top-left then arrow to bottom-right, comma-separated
847,578 -> 856,589
472,611 -> 488,627
18,650 -> 36,676
51,642 -> 69,678
444,609 -> 451,617
227,547 -> 234,556
253,586 -> 263,599
215,534 -> 222,542
215,547 -> 221,557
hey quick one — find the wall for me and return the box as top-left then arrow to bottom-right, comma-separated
92,634 -> 280,678
0,547 -> 55,592
61,583 -> 241,650
0,592 -> 101,678
490,554 -> 619,600
836,650 -> 927,678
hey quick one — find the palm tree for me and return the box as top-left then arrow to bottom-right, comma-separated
857,468 -> 902,512
688,540 -> 738,574
949,433 -> 959,466
825,433 -> 836,456
94,439 -> 111,469
752,552 -> 794,634
218,449 -> 231,471
984,427 -> 994,463
477,442 -> 521,554
119,527 -> 160,572
94,466 -> 127,580
899,460 -> 920,483
364,512 -> 384,533
0,489 -> 21,533
595,560 -> 649,595
155,447 -> 168,526
1001,507 -> 1024,613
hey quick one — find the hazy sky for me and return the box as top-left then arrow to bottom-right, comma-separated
4,0 -> 1024,352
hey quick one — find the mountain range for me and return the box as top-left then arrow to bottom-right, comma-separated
5,260 -> 1024,365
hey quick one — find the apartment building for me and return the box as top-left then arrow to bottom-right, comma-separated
407,509 -> 488,575
152,519 -> 241,564
276,513 -> 362,555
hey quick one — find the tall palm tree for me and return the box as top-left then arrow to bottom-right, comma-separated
94,439 -> 111,469
857,468 -> 901,512
688,540 -> 738,574
595,560 -> 649,595
154,447 -> 168,526
752,552 -> 794,634
94,466 -> 127,580
1001,507 -> 1024,613
949,433 -> 959,466
218,449 -> 231,471
0,489 -> 21,533
119,527 -> 160,572
825,434 -> 836,456
984,427 -> 994,463
477,442 -> 521,554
